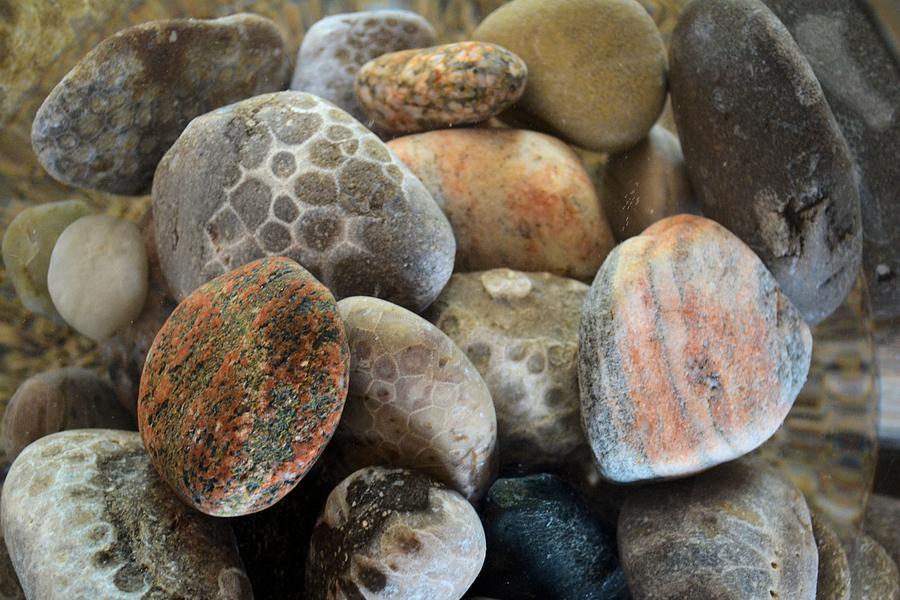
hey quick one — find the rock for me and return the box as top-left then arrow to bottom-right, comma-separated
31,14 -> 290,195
389,129 -> 614,278
846,535 -> 900,600
1,430 -> 253,599
1,200 -> 92,320
812,513 -> 851,600
473,0 -> 667,153
471,473 -> 628,600
356,41 -> 527,134
618,461 -> 818,600
427,270 -> 589,471
47,214 -> 148,342
305,466 -> 485,600
329,296 -> 497,501
2,368 -> 133,462
602,125 -> 697,241
864,494 -> 900,569
669,0 -> 863,324
152,90 -> 455,311
138,257 -> 349,517
0,488 -> 24,600
290,10 -> 436,123
579,215 -> 812,482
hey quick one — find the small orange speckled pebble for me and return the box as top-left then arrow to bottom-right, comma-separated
355,41 -> 527,134
138,257 -> 349,517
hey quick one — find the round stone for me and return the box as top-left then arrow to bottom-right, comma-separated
138,257 -> 349,517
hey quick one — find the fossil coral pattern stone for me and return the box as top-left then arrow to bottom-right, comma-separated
846,535 -> 900,600
152,91 -> 455,311
669,0 -> 863,324
31,14 -> 290,195
1,430 -> 253,600
356,41 -> 527,134
306,466 -> 486,600
618,461 -> 818,600
864,494 -> 900,569
579,215 -> 812,482
389,129 -> 614,278
812,513 -> 851,600
428,269 -> 588,470
290,10 -> 436,123
331,296 -> 497,501
138,257 -> 349,517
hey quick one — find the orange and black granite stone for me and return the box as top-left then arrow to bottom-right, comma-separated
138,257 -> 349,517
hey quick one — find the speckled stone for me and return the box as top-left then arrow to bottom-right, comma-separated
306,466 -> 485,600
0,489 -> 24,600
329,296 -> 497,501
427,270 -> 589,471
389,129 -> 614,279
356,41 -> 526,134
812,513 -> 851,600
618,461 -> 818,600
579,215 -> 812,482
2,368 -> 133,462
138,257 -> 349,517
473,0 -> 667,153
1,430 -> 253,599
290,10 -> 436,123
846,535 -> 900,600
31,14 -> 290,195
864,494 -> 900,569
152,91 -> 455,311
670,0 -> 863,324
1,200 -> 92,320
471,474 -> 628,600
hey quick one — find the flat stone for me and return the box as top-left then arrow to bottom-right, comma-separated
846,535 -> 900,600
864,494 -> 900,569
579,215 -> 812,482
1,430 -> 252,599
31,14 -> 290,195
138,257 -> 349,517
670,0 -> 863,324
812,513 -> 851,600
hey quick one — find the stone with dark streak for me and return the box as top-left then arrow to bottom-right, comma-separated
138,257 -> 349,517
579,215 -> 812,482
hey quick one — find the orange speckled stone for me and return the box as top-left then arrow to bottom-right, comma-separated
138,257 -> 349,517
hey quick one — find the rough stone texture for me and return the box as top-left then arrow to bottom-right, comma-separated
0,488 -> 25,600
864,494 -> 900,569
427,269 -> 589,471
152,91 -> 455,311
579,215 -> 812,482
389,129 -> 614,279
1,430 -> 253,599
330,296 -> 497,501
618,461 -> 818,600
31,14 -> 291,195
306,466 -> 485,600
669,0 -> 863,325
812,513 -> 851,600
290,10 -> 436,124
846,535 -> 900,600
1,368 -> 133,463
356,41 -> 527,134
602,125 -> 697,241
473,0 -> 667,153
138,257 -> 349,517
1,200 -> 92,320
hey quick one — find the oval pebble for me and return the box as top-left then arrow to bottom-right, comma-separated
306,466 -> 485,600
356,41 -> 527,134
138,257 -> 349,517
579,215 -> 812,482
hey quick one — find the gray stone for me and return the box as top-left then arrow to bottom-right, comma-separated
0,488 -> 24,600
846,535 -> 900,600
812,513 -> 851,600
864,493 -> 900,569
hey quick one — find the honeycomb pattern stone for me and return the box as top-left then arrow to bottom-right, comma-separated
153,91 -> 455,311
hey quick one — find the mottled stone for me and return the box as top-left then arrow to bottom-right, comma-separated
846,535 -> 900,600
618,461 -> 818,600
31,14 -> 290,195
864,494 -> 900,569
473,0 -> 667,152
389,129 -> 614,278
47,215 -> 148,341
153,91 -> 455,311
812,513 -> 851,600
138,257 -> 349,517
579,215 -> 812,482
1,200 -> 92,320
1,430 -> 253,599
471,474 -> 628,600
670,0 -> 863,324
290,10 -> 436,123
427,270 -> 589,471
330,296 -> 497,501
0,489 -> 24,600
306,466 -> 485,600
356,41 -> 526,134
